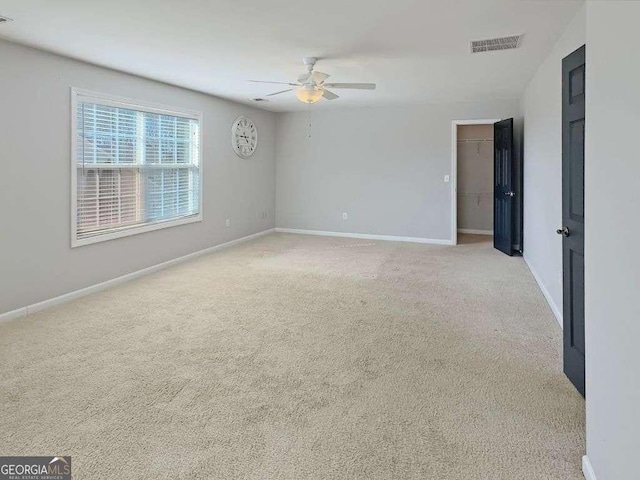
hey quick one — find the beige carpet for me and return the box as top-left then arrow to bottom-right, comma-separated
0,233 -> 585,479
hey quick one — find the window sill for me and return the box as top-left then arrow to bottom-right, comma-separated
71,214 -> 202,248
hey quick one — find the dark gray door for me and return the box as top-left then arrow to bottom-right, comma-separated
561,45 -> 586,397
494,118 -> 515,256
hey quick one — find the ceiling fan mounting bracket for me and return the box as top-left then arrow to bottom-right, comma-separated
302,57 -> 318,72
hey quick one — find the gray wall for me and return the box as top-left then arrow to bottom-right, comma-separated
0,40 -> 276,315
585,2 -> 640,479
521,5 -> 585,323
276,100 -> 517,241
456,124 -> 493,232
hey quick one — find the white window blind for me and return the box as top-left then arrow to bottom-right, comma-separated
72,90 -> 201,246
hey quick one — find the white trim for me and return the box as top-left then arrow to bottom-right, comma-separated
452,119 -> 502,126
0,307 -> 28,323
71,88 -> 78,246
458,228 -> 493,236
523,255 -> 563,327
582,456 -> 598,480
0,229 -> 276,323
70,87 -> 205,248
71,88 -> 202,119
451,119 -> 500,246
275,228 -> 453,245
73,215 -> 202,247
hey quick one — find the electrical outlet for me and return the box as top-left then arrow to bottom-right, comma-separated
342,212 -> 348,220
225,218 -> 230,227
444,175 -> 450,183
261,211 -> 268,219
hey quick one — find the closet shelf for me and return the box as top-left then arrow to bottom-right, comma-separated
457,139 -> 493,143
458,192 -> 493,196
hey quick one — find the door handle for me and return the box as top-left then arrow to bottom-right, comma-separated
504,191 -> 515,197
556,226 -> 570,237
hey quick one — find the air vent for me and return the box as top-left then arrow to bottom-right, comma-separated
0,15 -> 13,23
251,98 -> 269,103
471,35 -> 522,53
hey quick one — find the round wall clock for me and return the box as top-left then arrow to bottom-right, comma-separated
231,116 -> 258,158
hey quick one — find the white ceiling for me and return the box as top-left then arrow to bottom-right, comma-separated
0,0 -> 583,112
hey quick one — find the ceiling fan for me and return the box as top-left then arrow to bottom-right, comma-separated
249,57 -> 376,104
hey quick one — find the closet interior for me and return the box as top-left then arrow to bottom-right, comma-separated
456,124 -> 494,235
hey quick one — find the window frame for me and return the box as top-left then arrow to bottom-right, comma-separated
70,87 -> 204,248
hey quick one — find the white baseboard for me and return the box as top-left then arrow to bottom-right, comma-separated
582,456 -> 598,480
458,228 -> 493,236
275,228 -> 453,245
523,255 -> 563,327
0,228 -> 276,323
0,307 -> 28,323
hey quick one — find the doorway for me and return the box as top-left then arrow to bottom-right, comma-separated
451,119 -> 499,245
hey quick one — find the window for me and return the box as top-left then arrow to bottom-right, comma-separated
71,89 -> 202,247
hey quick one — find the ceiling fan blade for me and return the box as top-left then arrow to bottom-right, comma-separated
322,89 -> 339,100
249,80 -> 300,86
322,83 -> 376,90
312,71 -> 330,83
298,71 -> 330,85
266,89 -> 293,97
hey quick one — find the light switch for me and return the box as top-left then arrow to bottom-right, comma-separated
444,175 -> 450,183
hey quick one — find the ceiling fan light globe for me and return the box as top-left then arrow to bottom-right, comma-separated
296,86 -> 324,104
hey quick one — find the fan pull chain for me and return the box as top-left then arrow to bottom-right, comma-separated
307,102 -> 312,139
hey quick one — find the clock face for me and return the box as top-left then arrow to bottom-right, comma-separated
231,116 -> 258,158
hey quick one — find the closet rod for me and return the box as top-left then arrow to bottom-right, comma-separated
457,138 -> 493,143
